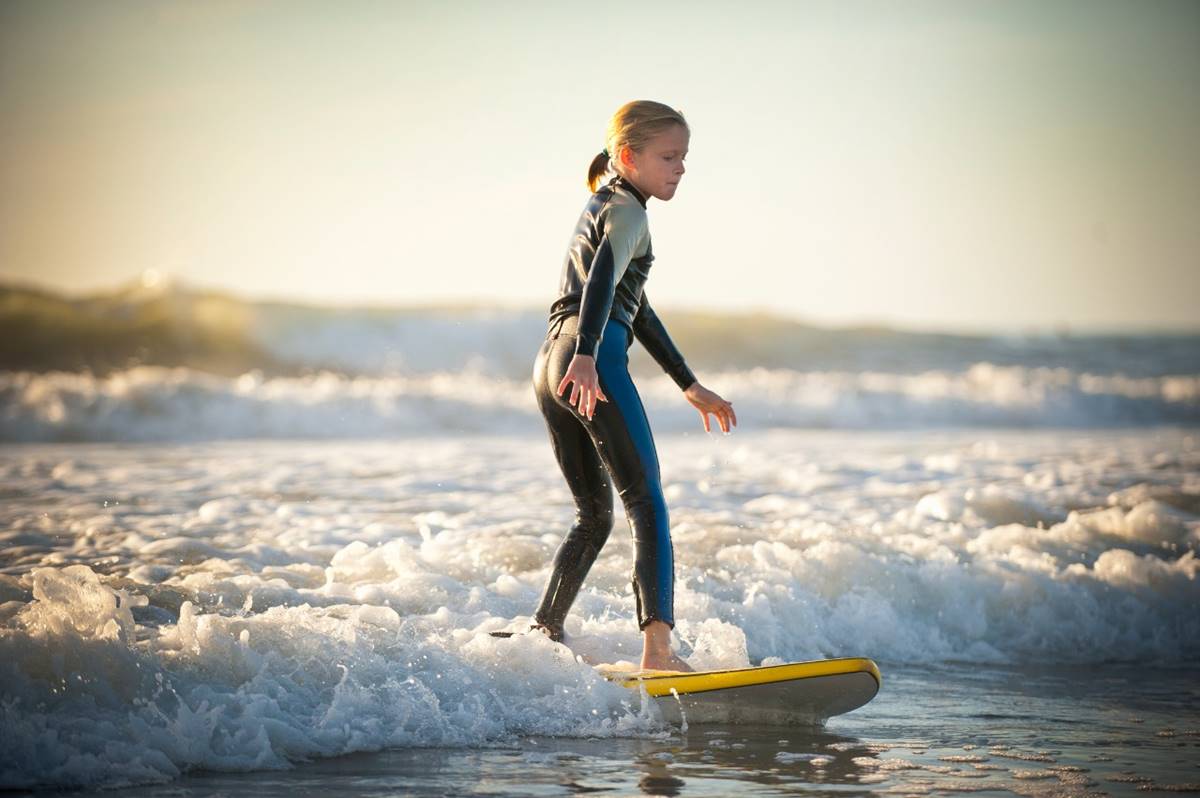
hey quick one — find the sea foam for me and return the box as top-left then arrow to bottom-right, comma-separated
2,363 -> 1197,442
0,565 -> 659,790
2,427 -> 1196,789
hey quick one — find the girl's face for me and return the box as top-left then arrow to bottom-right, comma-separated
619,123 -> 689,202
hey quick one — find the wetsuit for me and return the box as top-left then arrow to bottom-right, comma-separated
531,174 -> 698,641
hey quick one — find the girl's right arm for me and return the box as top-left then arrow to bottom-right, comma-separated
572,201 -> 647,359
561,201 -> 646,420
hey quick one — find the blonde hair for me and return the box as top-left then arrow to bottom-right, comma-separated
587,100 -> 689,192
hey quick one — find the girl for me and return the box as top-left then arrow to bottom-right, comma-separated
525,100 -> 737,672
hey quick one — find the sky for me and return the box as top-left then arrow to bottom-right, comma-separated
1,0 -> 1197,334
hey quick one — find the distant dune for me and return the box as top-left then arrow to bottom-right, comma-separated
4,277 -> 1198,380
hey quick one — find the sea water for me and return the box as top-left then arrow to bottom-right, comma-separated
2,427 -> 1197,795
2,289 -> 1198,793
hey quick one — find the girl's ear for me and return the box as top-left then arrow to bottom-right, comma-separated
618,145 -> 634,168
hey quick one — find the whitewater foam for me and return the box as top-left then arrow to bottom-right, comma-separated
1,428 -> 1197,789
3,363 -> 1198,442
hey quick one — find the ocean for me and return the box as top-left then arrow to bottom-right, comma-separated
1,281 -> 1197,794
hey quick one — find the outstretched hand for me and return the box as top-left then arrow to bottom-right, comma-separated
557,354 -> 608,420
684,382 -> 737,433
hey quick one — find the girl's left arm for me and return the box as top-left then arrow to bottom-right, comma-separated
634,293 -> 738,433
631,292 -> 697,392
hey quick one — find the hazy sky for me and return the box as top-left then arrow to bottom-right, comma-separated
1,0 -> 1197,333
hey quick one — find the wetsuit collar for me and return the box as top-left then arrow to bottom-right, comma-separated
610,174 -> 649,209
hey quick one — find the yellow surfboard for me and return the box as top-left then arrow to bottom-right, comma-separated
594,657 -> 882,725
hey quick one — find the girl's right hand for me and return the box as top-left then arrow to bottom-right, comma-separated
557,355 -> 608,420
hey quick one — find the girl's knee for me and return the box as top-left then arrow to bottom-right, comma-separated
620,486 -> 668,533
577,492 -> 614,535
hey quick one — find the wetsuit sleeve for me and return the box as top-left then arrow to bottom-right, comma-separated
574,200 -> 647,358
632,292 -> 698,391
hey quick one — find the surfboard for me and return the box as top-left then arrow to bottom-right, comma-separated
594,657 -> 882,725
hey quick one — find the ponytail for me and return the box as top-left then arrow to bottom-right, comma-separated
586,150 -> 611,193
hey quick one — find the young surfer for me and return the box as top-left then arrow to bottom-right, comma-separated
524,100 -> 737,672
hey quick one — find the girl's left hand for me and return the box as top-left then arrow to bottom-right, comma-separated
683,382 -> 737,433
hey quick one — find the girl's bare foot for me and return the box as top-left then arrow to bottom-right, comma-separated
642,651 -> 694,672
640,620 -> 694,672
530,622 -> 564,643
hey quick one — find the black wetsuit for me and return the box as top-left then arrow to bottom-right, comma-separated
531,174 -> 698,640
